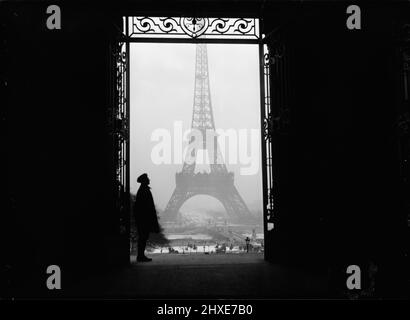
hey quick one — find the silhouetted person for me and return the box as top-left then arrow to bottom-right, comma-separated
134,173 -> 160,262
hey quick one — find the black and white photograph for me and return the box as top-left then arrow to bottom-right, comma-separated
1,0 -> 409,312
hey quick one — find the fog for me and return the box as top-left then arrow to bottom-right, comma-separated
130,43 -> 262,213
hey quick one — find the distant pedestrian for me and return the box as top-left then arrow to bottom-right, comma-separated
245,237 -> 250,253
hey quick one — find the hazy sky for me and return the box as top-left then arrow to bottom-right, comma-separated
130,43 -> 262,213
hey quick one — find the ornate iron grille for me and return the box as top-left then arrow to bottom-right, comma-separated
125,16 -> 260,41
261,30 -> 291,237
109,40 -> 130,237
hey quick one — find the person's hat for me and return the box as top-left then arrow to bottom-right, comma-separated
137,173 -> 149,183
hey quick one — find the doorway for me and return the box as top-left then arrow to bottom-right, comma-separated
130,41 -> 263,260
110,16 -> 277,263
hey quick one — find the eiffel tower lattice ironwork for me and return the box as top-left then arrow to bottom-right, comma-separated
163,43 -> 251,221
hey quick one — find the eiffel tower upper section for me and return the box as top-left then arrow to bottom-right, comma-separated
182,44 -> 228,175
192,43 -> 215,134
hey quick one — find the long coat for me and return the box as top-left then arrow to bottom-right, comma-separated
133,184 -> 160,235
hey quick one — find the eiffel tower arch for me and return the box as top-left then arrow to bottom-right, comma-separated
163,43 -> 252,221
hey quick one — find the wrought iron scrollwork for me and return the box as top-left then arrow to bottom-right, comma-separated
109,40 -> 129,236
127,16 -> 260,40
269,39 -> 290,135
262,46 -> 274,233
262,30 -> 291,235
266,187 -> 275,225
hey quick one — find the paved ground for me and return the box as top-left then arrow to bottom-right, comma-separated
130,252 -> 265,265
65,253 -> 330,299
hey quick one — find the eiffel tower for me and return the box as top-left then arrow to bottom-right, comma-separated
162,43 -> 251,221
